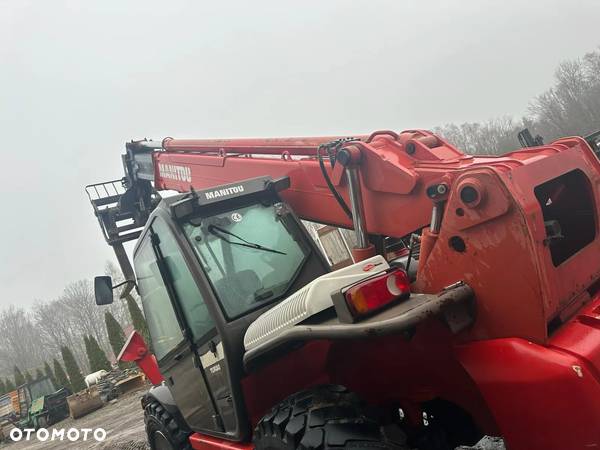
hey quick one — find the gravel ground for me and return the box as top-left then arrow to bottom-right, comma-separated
0,387 -> 149,450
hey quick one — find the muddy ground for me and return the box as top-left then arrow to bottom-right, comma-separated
0,388 -> 149,450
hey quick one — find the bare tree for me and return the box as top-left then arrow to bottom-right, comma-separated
32,299 -> 74,357
0,306 -> 47,374
7,262 -> 139,377
55,280 -> 109,372
437,48 -> 600,154
30,280 -> 114,375
435,116 -> 523,155
530,47 -> 600,140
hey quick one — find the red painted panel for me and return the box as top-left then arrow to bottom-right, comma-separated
456,335 -> 600,450
118,330 -> 164,385
189,433 -> 254,450
550,292 -> 600,380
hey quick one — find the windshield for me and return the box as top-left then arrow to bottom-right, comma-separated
182,203 -> 309,319
28,378 -> 55,399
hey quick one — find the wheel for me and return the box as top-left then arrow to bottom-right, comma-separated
253,384 -> 409,450
144,400 -> 191,450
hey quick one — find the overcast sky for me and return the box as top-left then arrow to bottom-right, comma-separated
1,0 -> 599,308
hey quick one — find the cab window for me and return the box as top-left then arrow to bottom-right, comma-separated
152,218 -> 216,342
182,203 -> 309,320
134,236 -> 184,360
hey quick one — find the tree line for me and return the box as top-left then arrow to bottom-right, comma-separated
435,47 -> 600,155
0,262 -> 149,395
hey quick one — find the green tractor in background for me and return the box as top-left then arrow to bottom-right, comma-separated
7,377 -> 70,429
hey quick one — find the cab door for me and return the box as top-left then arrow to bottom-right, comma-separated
134,221 -> 219,432
196,335 -> 237,431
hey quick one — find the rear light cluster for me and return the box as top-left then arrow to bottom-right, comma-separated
333,268 -> 411,323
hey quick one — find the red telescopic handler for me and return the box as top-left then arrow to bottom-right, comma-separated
87,129 -> 600,450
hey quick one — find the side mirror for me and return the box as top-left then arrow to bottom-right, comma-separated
94,276 -> 114,305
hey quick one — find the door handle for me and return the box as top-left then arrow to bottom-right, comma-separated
174,352 -> 185,361
208,340 -> 217,355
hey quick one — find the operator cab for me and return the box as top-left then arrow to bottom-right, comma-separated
97,176 -> 329,440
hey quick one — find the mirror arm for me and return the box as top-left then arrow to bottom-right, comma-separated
112,280 -> 137,298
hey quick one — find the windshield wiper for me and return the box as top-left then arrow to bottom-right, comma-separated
208,225 -> 287,255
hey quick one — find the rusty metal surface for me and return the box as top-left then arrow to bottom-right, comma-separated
115,375 -> 145,395
67,387 -> 103,420
244,283 -> 474,368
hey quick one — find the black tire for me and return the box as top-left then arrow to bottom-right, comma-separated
253,384 -> 408,450
144,401 -> 191,450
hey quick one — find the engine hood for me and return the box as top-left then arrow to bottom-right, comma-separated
243,255 -> 389,351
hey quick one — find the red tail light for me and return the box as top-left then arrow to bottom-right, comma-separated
333,268 -> 411,323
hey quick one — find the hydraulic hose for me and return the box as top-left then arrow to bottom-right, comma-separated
317,144 -> 353,220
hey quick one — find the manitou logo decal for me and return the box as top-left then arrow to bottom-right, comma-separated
158,163 -> 192,183
205,185 -> 245,200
